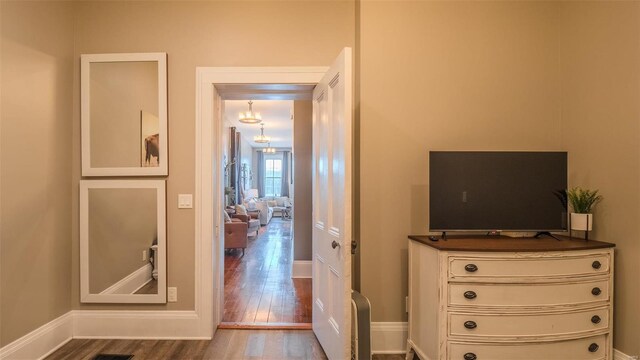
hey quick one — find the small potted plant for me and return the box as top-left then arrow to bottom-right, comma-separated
567,187 -> 602,236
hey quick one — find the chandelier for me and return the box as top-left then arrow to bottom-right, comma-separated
253,123 -> 271,143
263,143 -> 276,154
239,100 -> 262,124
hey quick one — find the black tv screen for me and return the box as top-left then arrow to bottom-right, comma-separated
429,151 -> 568,232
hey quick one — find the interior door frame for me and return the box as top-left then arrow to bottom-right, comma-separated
194,67 -> 328,338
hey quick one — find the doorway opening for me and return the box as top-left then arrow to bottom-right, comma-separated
196,51 -> 353,358
218,95 -> 313,328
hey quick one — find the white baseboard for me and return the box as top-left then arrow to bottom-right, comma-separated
371,322 -> 407,354
0,311 -> 73,360
0,309 -> 207,359
100,264 -> 152,295
73,310 -> 207,339
615,349 -> 638,360
3,311 -> 634,359
292,260 -> 312,278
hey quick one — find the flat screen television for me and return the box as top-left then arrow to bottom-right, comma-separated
429,151 -> 568,232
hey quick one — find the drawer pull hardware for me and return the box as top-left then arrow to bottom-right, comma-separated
591,287 -> 602,296
463,353 -> 477,360
588,343 -> 599,353
463,291 -> 477,299
464,321 -> 477,329
464,264 -> 478,272
591,315 -> 601,324
592,260 -> 602,269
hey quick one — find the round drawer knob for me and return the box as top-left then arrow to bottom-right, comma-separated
588,343 -> 599,353
591,315 -> 601,324
464,353 -> 477,360
592,260 -> 602,269
464,264 -> 478,272
464,291 -> 477,300
592,287 -> 602,296
464,321 -> 477,329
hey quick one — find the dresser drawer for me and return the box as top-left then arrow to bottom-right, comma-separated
449,307 -> 609,339
448,335 -> 607,360
449,279 -> 609,308
449,253 -> 610,280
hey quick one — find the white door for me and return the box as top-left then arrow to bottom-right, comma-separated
312,47 -> 353,360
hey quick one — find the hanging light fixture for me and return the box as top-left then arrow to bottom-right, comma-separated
263,142 -> 276,154
253,123 -> 271,143
239,100 -> 262,124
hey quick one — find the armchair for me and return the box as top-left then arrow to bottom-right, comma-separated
232,213 -> 260,237
224,219 -> 247,255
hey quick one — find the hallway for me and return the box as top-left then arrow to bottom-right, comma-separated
223,218 -> 311,325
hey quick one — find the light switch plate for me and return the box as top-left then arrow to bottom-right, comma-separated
178,194 -> 193,209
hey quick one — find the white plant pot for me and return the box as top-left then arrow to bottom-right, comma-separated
570,213 -> 593,231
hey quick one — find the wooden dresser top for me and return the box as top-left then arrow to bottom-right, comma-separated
408,234 -> 615,252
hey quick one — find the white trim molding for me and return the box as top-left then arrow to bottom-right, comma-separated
0,310 -> 206,359
615,349 -> 638,360
73,310 -> 205,339
371,322 -> 408,355
0,312 -> 73,360
100,264 -> 153,295
292,260 -> 312,278
195,66 -> 327,337
2,311 -> 636,359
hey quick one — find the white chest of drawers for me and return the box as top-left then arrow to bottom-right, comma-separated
407,235 -> 615,360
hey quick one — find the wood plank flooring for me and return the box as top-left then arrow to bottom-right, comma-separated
45,330 -> 326,360
223,218 -> 311,324
45,332 -> 412,360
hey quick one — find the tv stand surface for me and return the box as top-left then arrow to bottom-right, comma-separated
407,234 -> 614,252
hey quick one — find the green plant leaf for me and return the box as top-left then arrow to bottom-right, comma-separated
566,187 -> 602,213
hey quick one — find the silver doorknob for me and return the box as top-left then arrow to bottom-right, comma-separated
331,240 -> 340,249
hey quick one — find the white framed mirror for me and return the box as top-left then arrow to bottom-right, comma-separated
80,180 -> 166,303
81,53 -> 168,176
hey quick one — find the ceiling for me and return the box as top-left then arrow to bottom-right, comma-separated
224,100 -> 294,148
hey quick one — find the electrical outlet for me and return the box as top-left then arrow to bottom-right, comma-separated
142,250 -> 147,261
168,287 -> 178,302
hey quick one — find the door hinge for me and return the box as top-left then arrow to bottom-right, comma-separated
351,240 -> 358,255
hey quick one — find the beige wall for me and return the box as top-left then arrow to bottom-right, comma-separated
359,1 -> 563,322
3,0 -> 639,354
88,188 -> 157,294
559,2 -> 640,354
71,0 -> 355,311
89,61 -> 159,168
293,101 -> 313,260
359,2 -> 640,354
0,1 -> 75,346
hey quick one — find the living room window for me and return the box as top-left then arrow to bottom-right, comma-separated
264,158 -> 282,196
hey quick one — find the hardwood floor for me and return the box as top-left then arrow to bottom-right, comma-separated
45,331 -> 411,360
45,330 -> 326,360
223,218 -> 311,324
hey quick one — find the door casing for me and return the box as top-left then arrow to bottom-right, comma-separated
195,66 -> 329,338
